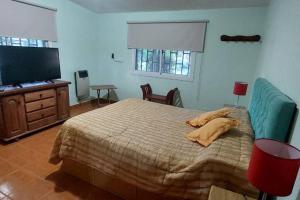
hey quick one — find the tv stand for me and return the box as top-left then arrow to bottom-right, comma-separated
0,80 -> 71,141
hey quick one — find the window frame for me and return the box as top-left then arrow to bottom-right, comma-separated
131,49 -> 196,81
0,36 -> 49,48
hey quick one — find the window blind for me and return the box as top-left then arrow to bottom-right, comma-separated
127,21 -> 207,52
0,0 -> 57,41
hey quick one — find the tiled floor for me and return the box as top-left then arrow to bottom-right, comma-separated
0,101 -> 122,200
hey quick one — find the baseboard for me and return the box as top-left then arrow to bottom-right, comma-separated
70,99 -> 97,109
70,98 -> 117,109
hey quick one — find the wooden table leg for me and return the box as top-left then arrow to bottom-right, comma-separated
97,89 -> 100,105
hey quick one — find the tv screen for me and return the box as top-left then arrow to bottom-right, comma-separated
0,46 -> 61,85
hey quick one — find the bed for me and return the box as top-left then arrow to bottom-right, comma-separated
49,78 -> 296,200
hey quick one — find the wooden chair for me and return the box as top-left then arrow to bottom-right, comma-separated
140,83 -> 178,105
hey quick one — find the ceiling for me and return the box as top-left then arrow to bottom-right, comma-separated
70,0 -> 270,13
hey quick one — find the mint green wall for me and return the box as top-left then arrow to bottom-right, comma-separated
256,0 -> 300,199
96,8 -> 266,110
29,0 -> 99,105
24,1 -> 266,109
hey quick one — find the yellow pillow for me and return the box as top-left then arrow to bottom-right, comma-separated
186,118 -> 240,147
186,107 -> 234,128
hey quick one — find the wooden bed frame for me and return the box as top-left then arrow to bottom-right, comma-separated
59,78 -> 296,200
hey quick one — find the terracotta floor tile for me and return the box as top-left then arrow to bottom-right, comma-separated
1,197 -> 12,200
0,144 -> 40,170
0,169 -> 53,200
22,142 -> 53,157
0,159 -> 18,179
0,192 -> 12,200
0,102 -> 120,200
0,192 -> 6,199
41,190 -> 79,200
4,147 -> 43,168
18,128 -> 59,148
22,155 -> 60,179
0,143 -> 26,161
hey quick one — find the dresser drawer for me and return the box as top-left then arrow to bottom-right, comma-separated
25,89 -> 56,103
27,115 -> 57,131
26,107 -> 57,122
26,97 -> 56,113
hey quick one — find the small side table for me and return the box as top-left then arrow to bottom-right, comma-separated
90,85 -> 117,105
208,185 -> 256,200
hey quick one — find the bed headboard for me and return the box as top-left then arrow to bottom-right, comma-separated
249,78 -> 296,142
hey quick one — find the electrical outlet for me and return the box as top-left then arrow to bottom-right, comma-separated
111,53 -> 123,63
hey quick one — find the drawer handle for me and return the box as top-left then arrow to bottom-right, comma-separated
41,104 -> 44,108
41,113 -> 45,117
40,94 -> 43,98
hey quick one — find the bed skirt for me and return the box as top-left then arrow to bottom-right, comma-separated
61,158 -> 179,200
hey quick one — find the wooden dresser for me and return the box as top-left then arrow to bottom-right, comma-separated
0,80 -> 70,141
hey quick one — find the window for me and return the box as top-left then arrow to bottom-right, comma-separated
134,49 -> 194,81
161,50 -> 191,76
135,49 -> 160,73
0,36 -> 48,47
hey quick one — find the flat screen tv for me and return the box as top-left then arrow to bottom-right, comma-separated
0,46 -> 61,85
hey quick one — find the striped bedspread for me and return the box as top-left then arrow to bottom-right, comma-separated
49,99 -> 258,200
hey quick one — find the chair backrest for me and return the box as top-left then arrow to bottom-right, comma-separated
166,88 -> 178,105
140,84 -> 152,100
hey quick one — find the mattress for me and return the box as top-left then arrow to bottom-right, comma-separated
49,98 -> 258,200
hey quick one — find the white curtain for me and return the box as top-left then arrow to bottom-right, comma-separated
0,0 -> 57,41
127,21 -> 207,52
